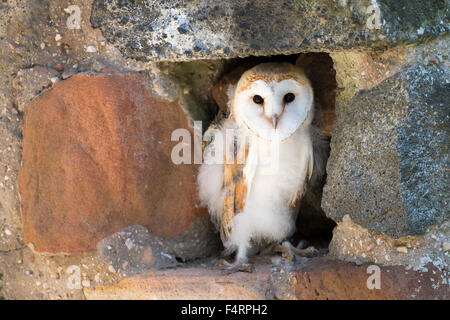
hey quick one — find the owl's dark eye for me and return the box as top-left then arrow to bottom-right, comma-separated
284,93 -> 295,103
253,95 -> 264,105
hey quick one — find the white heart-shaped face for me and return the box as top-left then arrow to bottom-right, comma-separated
233,79 -> 313,141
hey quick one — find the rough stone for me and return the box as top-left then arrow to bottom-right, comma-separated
0,0 -> 448,301
0,96 -> 23,252
322,62 -> 449,237
19,73 -> 217,255
0,0 -> 137,255
154,59 -> 226,121
12,66 -> 60,113
0,245 -> 124,299
90,0 -> 449,62
0,0 -> 110,71
270,257 -> 449,300
83,257 -> 449,300
443,242 -> 450,252
163,215 -> 222,262
328,215 -> 449,271
84,264 -> 271,300
97,225 -> 179,275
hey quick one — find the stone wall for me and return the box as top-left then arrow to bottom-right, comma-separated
0,0 -> 448,299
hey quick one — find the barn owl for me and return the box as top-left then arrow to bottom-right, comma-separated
198,63 -> 325,273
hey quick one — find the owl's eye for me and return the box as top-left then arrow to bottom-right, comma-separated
284,93 -> 295,103
252,95 -> 264,105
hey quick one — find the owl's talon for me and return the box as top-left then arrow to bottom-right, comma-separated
217,259 -> 233,268
275,241 -> 318,261
296,240 -> 309,250
219,259 -> 254,275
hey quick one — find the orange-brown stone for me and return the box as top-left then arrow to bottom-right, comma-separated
19,74 -> 207,253
82,258 -> 448,300
84,264 -> 271,300
290,258 -> 448,300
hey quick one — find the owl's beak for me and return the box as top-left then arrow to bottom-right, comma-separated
272,115 -> 279,129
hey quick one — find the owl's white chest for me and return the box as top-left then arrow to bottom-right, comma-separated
230,126 -> 312,245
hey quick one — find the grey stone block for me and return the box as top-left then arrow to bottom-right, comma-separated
90,0 -> 448,62
322,64 -> 449,237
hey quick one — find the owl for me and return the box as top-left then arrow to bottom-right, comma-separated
198,62 -> 325,273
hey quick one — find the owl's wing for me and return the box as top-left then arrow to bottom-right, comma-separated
199,115 -> 252,245
220,131 -> 251,245
221,159 -> 246,244
198,113 -> 230,229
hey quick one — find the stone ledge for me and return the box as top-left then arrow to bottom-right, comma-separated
285,257 -> 449,300
83,257 -> 449,300
84,264 -> 272,300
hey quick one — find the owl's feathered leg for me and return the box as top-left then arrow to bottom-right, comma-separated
275,241 -> 318,261
220,259 -> 254,274
219,245 -> 254,274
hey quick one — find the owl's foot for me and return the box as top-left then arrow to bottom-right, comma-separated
275,241 -> 318,261
219,259 -> 255,275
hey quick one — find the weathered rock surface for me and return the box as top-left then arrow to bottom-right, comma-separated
19,73 -> 217,255
97,225 -> 179,275
322,61 -> 449,237
83,257 -> 449,300
0,0 -> 136,255
0,97 -> 23,252
84,263 -> 272,300
328,215 -> 449,271
97,223 -> 222,273
272,257 -> 449,300
12,67 -> 60,113
91,0 -> 448,62
0,244 -> 125,300
0,0 -> 447,301
0,0 -> 112,70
